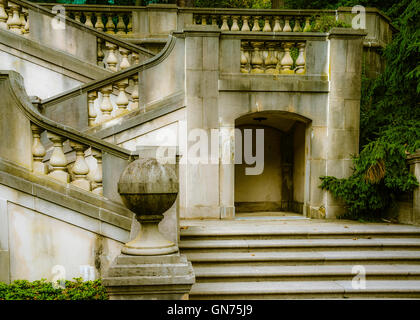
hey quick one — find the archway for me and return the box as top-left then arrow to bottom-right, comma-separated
234,111 -> 309,215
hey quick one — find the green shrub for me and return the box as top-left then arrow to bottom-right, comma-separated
0,278 -> 109,300
306,14 -> 352,32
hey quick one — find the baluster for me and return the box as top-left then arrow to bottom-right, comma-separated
97,38 -> 104,67
88,91 -> 97,126
200,15 -> 207,25
23,7 -> 28,34
19,7 -> 25,34
241,16 -> 250,31
211,15 -> 218,27
263,17 -> 271,32
31,124 -> 46,175
276,43 -> 283,73
119,47 -> 131,70
84,12 -> 93,28
127,15 -> 133,34
250,42 -> 264,74
99,85 -> 113,121
252,16 -> 261,32
91,150 -> 103,196
47,132 -> 68,183
192,14 -> 197,25
273,16 -> 282,32
105,42 -> 118,71
295,42 -> 306,74
74,12 -> 81,23
8,3 -> 22,34
95,13 -> 104,31
283,16 -> 292,32
303,16 -> 311,32
70,142 -> 90,191
240,42 -> 249,74
265,42 -> 279,74
105,14 -> 115,34
280,42 -> 294,74
6,9 -> 11,30
231,16 -> 240,31
116,14 -> 126,34
115,79 -> 129,116
132,52 -> 140,65
293,18 -> 302,32
221,15 -> 229,31
0,0 -> 7,29
131,74 -> 139,110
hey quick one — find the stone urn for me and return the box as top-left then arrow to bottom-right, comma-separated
118,158 -> 179,255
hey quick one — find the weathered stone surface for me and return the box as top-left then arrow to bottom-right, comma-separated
103,253 -> 195,300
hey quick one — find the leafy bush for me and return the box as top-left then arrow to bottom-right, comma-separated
320,0 -> 420,220
0,278 -> 109,300
306,14 -> 352,32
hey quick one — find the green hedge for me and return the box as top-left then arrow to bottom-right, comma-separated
0,278 -> 109,300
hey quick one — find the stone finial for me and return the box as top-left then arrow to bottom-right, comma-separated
117,158 -> 179,256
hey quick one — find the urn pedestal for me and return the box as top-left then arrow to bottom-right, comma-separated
102,157 -> 195,300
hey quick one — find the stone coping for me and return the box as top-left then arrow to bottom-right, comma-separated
0,28 -> 111,83
0,157 -> 132,240
1,70 -> 134,160
13,0 -> 154,58
218,75 -> 329,93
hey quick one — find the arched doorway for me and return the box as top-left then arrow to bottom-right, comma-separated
234,111 -> 308,215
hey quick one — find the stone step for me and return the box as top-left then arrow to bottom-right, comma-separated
180,238 -> 420,252
180,222 -> 420,240
193,264 -> 420,282
189,280 -> 420,299
185,250 -> 420,266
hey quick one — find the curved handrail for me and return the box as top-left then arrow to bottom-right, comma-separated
11,0 -> 155,58
41,33 -> 177,108
1,70 -> 134,160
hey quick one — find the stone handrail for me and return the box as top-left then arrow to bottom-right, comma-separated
41,34 -> 177,128
0,70 -> 135,197
0,0 -> 155,71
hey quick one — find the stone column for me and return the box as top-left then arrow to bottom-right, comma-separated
324,28 -> 367,218
408,150 -> 420,225
183,26 -> 221,219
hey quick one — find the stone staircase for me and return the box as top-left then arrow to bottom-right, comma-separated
179,218 -> 420,299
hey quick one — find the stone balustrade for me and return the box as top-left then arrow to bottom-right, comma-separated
68,11 -> 132,35
0,0 -> 29,35
240,40 -> 306,75
193,13 -> 315,33
1,0 -> 152,72
98,40 -> 140,71
87,73 -> 140,126
30,123 -> 103,195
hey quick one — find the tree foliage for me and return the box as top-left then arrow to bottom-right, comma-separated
320,0 -> 420,219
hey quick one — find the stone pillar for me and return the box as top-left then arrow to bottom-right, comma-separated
183,26 -> 221,219
408,150 -> 420,225
219,126 -> 235,219
325,28 -> 367,218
